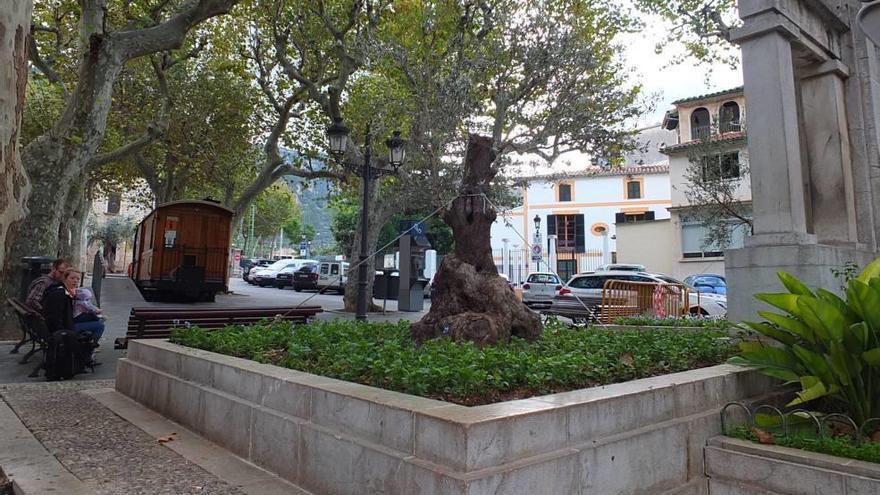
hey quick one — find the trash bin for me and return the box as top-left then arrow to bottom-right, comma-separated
19,256 -> 56,301
373,269 -> 400,300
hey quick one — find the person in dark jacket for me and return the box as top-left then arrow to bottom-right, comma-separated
41,279 -> 74,335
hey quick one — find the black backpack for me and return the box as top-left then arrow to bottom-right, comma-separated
45,330 -> 85,380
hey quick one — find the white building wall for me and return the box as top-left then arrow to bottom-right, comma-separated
491,171 -> 672,283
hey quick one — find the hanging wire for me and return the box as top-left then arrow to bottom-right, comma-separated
281,193 -> 464,315
480,193 -> 597,319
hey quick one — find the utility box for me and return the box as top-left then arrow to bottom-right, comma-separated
398,221 -> 431,312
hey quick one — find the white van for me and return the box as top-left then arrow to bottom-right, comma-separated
317,261 -> 349,293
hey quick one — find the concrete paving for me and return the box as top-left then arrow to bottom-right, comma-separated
0,380 -> 246,494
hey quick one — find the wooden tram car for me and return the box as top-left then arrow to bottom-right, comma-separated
131,200 -> 233,302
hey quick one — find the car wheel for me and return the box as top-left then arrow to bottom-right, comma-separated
689,307 -> 710,316
294,287 -> 302,292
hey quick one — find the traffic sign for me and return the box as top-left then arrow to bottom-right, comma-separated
531,243 -> 543,261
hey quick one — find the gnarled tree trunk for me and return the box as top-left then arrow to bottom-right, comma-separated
343,177 -> 393,312
411,135 -> 541,346
0,0 -> 35,338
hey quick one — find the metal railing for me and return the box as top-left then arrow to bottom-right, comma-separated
721,402 -> 880,446
599,280 -> 690,324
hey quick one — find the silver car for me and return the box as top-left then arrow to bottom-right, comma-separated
521,272 -> 562,308
548,271 -> 727,321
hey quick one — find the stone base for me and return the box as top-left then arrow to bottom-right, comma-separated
724,242 -> 877,322
117,340 -> 783,495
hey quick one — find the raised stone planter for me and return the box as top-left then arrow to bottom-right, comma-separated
117,339 -> 779,495
705,436 -> 880,494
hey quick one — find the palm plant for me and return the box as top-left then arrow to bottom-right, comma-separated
730,259 -> 880,425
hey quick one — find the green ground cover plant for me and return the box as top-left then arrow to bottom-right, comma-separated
726,425 -> 880,464
612,316 -> 730,330
170,318 -> 736,405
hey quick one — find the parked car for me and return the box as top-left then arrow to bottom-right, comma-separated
285,263 -> 320,291
276,262 -> 318,289
252,258 -> 317,287
549,271 -> 726,321
683,274 -> 727,295
594,263 -> 647,272
521,272 -> 562,308
315,261 -> 350,293
243,258 -> 272,283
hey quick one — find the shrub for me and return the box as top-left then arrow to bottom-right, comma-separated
613,316 -> 729,330
171,318 -> 736,405
730,258 -> 880,425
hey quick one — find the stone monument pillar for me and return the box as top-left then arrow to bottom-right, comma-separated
726,0 -> 880,321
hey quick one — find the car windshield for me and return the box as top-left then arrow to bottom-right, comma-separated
527,274 -> 559,284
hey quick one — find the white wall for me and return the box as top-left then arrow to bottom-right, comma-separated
615,219 -> 675,275
491,172 -> 672,279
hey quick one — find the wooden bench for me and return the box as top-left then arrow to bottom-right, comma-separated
6,298 -> 50,377
115,305 -> 324,349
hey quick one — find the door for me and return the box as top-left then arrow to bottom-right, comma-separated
329,263 -> 341,289
318,263 -> 331,288
557,260 -> 578,283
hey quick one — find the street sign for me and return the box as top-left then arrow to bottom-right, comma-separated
234,252 -> 241,261
299,241 -> 308,251
531,243 -> 542,261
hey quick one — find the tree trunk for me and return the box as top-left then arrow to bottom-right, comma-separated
342,178 -> 392,312
0,0 -> 35,338
59,179 -> 91,268
411,135 -> 541,346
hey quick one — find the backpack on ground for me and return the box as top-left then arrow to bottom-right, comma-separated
44,330 -> 85,380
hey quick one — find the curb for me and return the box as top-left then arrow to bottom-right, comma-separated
0,395 -> 91,495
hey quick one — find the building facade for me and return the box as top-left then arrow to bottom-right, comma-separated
658,87 -> 751,280
490,126 -> 675,284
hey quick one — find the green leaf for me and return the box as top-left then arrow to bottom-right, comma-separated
787,376 -> 837,406
755,293 -> 801,316
756,311 -> 815,344
856,256 -> 880,283
778,272 -> 814,296
863,348 -> 880,366
796,297 -> 845,342
791,345 -> 834,384
743,320 -> 798,346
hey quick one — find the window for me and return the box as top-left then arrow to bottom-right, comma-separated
615,211 -> 656,224
527,274 -> 560,284
568,275 -> 607,289
163,216 -> 178,248
720,101 -> 741,133
626,180 -> 642,199
320,264 -> 330,275
106,193 -> 121,215
690,107 -> 711,140
700,152 -> 740,181
331,264 -> 340,275
681,219 -> 748,258
558,183 -> 572,202
547,214 -> 585,252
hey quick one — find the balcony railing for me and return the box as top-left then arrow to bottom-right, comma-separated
691,125 -> 712,140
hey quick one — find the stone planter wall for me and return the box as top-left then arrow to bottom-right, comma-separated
117,339 -> 779,495
705,436 -> 880,494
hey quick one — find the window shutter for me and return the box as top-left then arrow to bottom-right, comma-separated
575,215 -> 585,252
546,215 -> 556,236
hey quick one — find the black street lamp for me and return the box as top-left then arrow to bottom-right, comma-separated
533,214 -> 541,234
327,119 -> 406,320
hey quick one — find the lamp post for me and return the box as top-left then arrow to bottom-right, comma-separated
533,214 -> 542,272
327,120 -> 406,320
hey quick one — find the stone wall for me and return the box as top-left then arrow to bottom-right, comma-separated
705,436 -> 880,494
117,339 -> 780,495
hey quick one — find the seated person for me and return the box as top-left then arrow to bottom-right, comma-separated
64,270 -> 105,342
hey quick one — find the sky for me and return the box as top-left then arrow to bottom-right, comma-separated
512,11 -> 744,175
622,18 -> 743,127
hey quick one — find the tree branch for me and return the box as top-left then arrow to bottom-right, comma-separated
114,0 -> 241,61
27,32 -> 69,98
